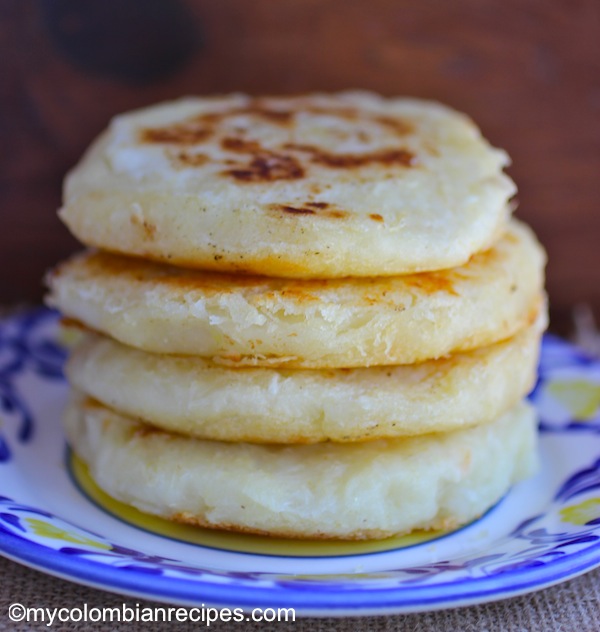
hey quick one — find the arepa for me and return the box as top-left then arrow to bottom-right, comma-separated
59,92 -> 515,278
47,220 -> 545,368
65,393 -> 538,540
66,315 -> 544,443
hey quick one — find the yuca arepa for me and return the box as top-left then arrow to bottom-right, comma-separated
65,393 -> 538,540
47,220 -> 545,368
48,91 -> 547,541
59,92 -> 515,278
66,315 -> 544,444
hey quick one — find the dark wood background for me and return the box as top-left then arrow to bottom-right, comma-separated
2,0 -> 599,334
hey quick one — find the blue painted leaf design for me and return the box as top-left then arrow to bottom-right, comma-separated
555,458 -> 600,502
0,436 -> 10,462
0,512 -> 26,532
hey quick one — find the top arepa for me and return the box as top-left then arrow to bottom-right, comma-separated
60,92 -> 516,277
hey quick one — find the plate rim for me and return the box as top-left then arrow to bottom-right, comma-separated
2,523 -> 600,615
2,308 -> 600,615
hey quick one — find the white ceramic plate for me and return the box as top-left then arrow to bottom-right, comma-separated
2,309 -> 600,616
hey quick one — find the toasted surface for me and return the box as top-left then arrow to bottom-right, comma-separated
48,220 -> 545,368
59,92 -> 515,277
64,394 -> 538,540
67,316 -> 544,443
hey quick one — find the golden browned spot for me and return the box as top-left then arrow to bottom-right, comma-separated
276,205 -> 315,215
161,251 -> 319,278
140,123 -> 212,145
221,137 -> 262,152
147,272 -> 265,295
373,115 -> 414,136
170,512 -> 393,540
284,143 -> 415,169
220,135 -> 308,182
269,203 -> 349,219
144,104 -> 416,180
59,317 -> 93,332
140,99 -> 413,154
82,397 -> 109,413
143,221 -> 156,238
401,272 -> 459,296
79,251 -> 146,277
224,154 -> 305,182
245,103 -> 294,124
525,299 -> 542,327
142,102 -> 294,148
174,151 -> 209,167
314,148 -> 415,168
303,105 -> 359,119
130,214 -> 156,240
217,354 -> 243,363
503,231 -> 520,245
215,352 -> 301,366
131,423 -> 170,439
278,287 -> 320,302
369,214 -> 384,222
169,513 -> 268,535
77,252 -> 274,295
465,242 -> 503,268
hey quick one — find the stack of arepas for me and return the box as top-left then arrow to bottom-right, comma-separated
47,92 -> 546,540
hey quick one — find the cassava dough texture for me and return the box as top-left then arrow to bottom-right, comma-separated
64,394 -> 538,540
47,220 -> 545,368
66,316 -> 544,443
59,92 -> 515,277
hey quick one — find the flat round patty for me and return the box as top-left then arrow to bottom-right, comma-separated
66,316 -> 544,443
59,92 -> 515,277
64,394 -> 538,540
47,220 -> 546,368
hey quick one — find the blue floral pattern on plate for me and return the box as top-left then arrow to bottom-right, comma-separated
1,309 -> 600,615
